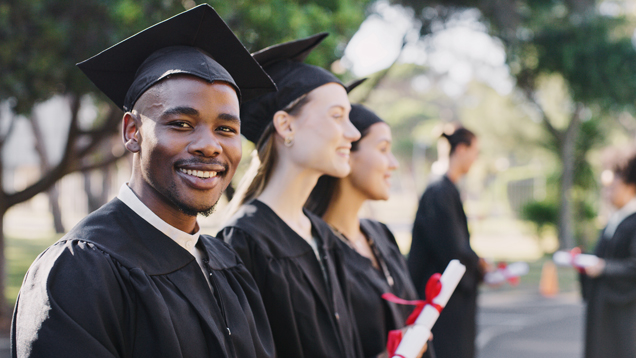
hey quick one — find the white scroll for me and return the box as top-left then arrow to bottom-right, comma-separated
392,259 -> 466,358
483,262 -> 529,285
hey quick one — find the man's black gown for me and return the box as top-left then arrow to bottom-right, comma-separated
11,199 -> 275,358
218,199 -> 363,358
337,219 -> 426,358
407,176 -> 482,358
583,212 -> 636,358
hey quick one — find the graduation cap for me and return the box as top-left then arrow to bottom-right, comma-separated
240,33 -> 345,143
349,104 -> 385,136
345,78 -> 367,93
77,4 -> 276,111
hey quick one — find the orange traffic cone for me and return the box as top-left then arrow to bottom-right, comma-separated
539,260 -> 559,297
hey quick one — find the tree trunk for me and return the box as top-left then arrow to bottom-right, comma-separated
100,164 -> 112,206
48,184 -> 65,233
29,111 -> 65,233
557,108 -> 582,249
0,208 -> 9,333
0,119 -> 12,331
83,166 -> 113,213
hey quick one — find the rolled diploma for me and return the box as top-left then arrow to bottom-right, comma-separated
393,259 -> 466,358
484,262 -> 529,285
553,251 -> 599,268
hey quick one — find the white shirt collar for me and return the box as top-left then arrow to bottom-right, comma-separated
605,197 -> 636,239
117,184 -> 201,255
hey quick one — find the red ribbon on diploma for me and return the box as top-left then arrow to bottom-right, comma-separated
570,247 -> 585,274
386,330 -> 404,358
497,262 -> 520,286
382,273 -> 443,357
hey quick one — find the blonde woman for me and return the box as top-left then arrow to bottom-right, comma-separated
218,34 -> 363,358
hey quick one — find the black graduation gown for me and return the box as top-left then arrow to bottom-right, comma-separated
407,175 -> 482,358
11,198 -> 275,358
218,199 -> 363,358
583,212 -> 636,358
336,219 -> 422,358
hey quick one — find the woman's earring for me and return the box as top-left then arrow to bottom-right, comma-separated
284,136 -> 294,147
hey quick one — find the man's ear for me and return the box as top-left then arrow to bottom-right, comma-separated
122,112 -> 141,153
272,110 -> 295,139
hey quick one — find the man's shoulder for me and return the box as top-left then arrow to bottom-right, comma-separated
23,238 -> 122,301
63,198 -> 130,244
57,198 -> 194,274
199,234 -> 245,269
35,200 -> 129,271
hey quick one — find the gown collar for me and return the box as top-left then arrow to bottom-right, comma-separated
604,197 -> 636,239
117,184 -> 201,256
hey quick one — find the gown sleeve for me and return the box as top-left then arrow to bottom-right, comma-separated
218,227 -> 306,358
603,230 -> 636,278
219,226 -> 256,274
12,240 -> 131,358
411,186 -> 480,293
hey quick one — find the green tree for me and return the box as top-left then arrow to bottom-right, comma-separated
0,0 -> 371,327
390,0 -> 636,249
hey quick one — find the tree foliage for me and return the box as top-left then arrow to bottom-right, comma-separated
390,0 -> 636,248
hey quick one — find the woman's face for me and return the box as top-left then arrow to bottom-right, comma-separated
288,83 -> 360,177
455,138 -> 480,174
348,122 -> 398,201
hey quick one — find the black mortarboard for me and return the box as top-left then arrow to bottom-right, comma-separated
77,4 -> 276,111
240,33 -> 345,143
345,78 -> 367,93
349,104 -> 385,135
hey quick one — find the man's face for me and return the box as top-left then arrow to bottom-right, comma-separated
124,76 -> 241,218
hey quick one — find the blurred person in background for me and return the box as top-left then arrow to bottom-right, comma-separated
306,104 -> 431,358
407,126 -> 486,358
218,34 -> 364,358
581,153 -> 636,358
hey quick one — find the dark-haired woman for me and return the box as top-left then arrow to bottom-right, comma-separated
217,34 -> 363,358
407,127 -> 485,358
582,154 -> 636,358
307,104 -> 430,358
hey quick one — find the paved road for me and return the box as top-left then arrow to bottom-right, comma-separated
477,291 -> 584,358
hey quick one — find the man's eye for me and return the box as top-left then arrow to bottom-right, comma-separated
170,121 -> 192,129
217,126 -> 237,133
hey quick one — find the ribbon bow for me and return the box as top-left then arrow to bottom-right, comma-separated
570,247 -> 585,274
382,273 -> 443,357
497,262 -> 520,286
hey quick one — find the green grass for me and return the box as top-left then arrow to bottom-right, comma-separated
5,235 -> 60,307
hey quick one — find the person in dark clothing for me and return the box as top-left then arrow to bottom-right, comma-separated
407,126 -> 486,358
582,154 -> 636,358
217,34 -> 364,358
306,104 -> 430,358
11,5 -> 277,357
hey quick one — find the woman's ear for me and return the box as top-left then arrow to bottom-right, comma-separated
272,110 -> 295,138
122,112 -> 141,153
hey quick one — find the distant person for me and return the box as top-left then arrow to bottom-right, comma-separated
306,104 -> 430,358
11,5 -> 277,357
218,34 -> 364,358
582,154 -> 636,358
407,126 -> 486,358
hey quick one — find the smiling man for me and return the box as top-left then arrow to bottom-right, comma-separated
11,5 -> 277,358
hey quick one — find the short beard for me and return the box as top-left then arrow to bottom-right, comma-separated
163,181 -> 219,217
